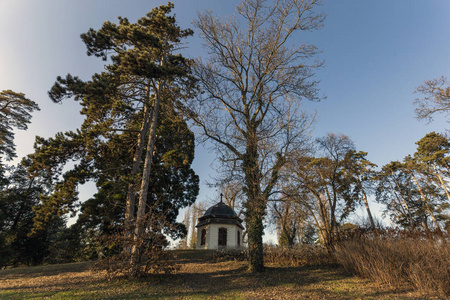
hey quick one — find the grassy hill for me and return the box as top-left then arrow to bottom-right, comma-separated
0,250 -> 435,299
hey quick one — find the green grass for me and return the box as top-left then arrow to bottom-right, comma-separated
0,251 -> 435,299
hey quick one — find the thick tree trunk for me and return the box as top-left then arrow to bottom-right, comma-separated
279,203 -> 297,246
243,128 -> 265,272
130,79 -> 163,270
124,96 -> 152,231
246,206 -> 264,272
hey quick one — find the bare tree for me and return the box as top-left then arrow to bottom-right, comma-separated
271,199 -> 307,246
179,203 -> 207,249
190,0 -> 325,271
414,76 -> 450,123
178,207 -> 191,249
189,203 -> 206,249
222,181 -> 243,210
285,133 -> 357,248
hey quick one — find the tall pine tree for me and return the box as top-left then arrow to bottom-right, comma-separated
28,3 -> 198,275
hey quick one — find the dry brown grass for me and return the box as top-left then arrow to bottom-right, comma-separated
0,249 -> 440,299
264,244 -> 335,267
335,233 -> 450,297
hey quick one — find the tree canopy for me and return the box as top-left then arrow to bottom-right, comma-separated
190,0 -> 325,272
27,3 -> 198,276
0,90 -> 39,161
415,77 -> 450,123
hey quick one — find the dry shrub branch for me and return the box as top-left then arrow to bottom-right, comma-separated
212,245 -> 335,267
264,245 -> 335,267
93,211 -> 180,279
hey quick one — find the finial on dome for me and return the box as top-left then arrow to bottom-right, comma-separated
220,193 -> 223,203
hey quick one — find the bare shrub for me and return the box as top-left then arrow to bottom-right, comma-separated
212,245 -> 334,267
264,245 -> 335,267
335,230 -> 450,296
213,249 -> 248,262
93,213 -> 180,279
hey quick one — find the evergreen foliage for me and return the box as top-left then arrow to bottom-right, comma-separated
0,90 -> 39,161
0,162 -> 60,268
26,3 -> 198,275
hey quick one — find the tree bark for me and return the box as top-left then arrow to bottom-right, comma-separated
124,87 -> 152,232
131,77 -> 163,270
243,127 -> 265,272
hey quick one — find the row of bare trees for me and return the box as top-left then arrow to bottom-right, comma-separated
269,132 -> 450,248
273,133 -> 374,248
185,0 -> 450,270
179,203 -> 205,249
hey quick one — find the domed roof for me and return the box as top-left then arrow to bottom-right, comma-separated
196,198 -> 244,229
202,202 -> 237,218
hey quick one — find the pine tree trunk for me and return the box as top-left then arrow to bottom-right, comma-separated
359,180 -> 375,229
130,79 -> 163,271
410,172 -> 442,233
390,172 -> 414,227
432,164 -> 450,202
124,94 -> 152,232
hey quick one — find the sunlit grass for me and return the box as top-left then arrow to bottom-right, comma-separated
0,250 -> 435,299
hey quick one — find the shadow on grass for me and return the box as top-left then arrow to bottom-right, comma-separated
0,259 -> 422,299
0,262 -> 91,279
108,264 -> 355,299
84,264 -> 418,299
170,249 -> 216,264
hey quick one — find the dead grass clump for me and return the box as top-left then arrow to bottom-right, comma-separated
211,245 -> 334,267
264,245 -> 335,267
335,232 -> 450,296
212,249 -> 248,261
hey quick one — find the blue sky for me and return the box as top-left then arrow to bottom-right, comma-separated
1,0 -> 449,239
